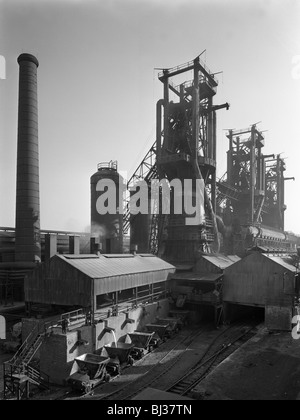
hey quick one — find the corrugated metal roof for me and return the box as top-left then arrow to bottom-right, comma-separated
101,254 -> 135,259
202,254 -> 241,269
174,264 -> 195,271
227,255 -> 241,263
64,254 -> 99,259
56,254 -> 175,279
263,254 -> 297,272
171,272 -> 222,283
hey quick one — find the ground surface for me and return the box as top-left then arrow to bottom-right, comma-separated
1,323 -> 300,400
193,328 -> 300,400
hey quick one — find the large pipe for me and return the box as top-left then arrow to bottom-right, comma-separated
156,99 -> 164,166
15,53 -> 41,262
192,58 -> 220,252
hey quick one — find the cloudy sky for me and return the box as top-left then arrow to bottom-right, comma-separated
0,0 -> 300,233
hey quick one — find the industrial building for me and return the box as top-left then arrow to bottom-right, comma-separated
169,254 -> 240,325
223,251 -> 299,331
25,253 -> 174,314
19,253 -> 175,384
1,51 -> 300,399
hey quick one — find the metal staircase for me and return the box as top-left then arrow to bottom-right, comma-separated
123,142 -> 158,235
3,322 -> 50,399
26,365 -> 50,390
17,333 -> 44,367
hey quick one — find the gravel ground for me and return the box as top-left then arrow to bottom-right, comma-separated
192,328 -> 300,400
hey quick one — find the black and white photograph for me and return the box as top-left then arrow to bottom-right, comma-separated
0,0 -> 300,405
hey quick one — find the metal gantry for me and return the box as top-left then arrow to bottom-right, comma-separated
123,55 -> 229,258
220,126 -> 294,231
122,142 -> 158,236
156,55 -> 229,261
122,56 -> 296,258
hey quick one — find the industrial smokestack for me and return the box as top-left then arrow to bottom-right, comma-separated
15,53 -> 41,263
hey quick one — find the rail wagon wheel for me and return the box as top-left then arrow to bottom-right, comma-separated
85,384 -> 92,394
128,356 -> 134,366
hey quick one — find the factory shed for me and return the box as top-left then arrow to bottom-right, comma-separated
223,252 -> 297,331
169,272 -> 224,326
195,254 -> 240,273
25,254 -> 175,312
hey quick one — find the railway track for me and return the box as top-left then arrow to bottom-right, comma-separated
106,321 -> 258,401
56,320 -> 259,401
165,321 -> 258,398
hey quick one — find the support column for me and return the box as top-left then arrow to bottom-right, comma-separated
163,70 -> 169,152
69,235 -> 80,255
207,98 -> 213,159
250,126 -> 256,224
227,130 -> 233,185
45,234 -> 57,267
156,99 -> 164,164
192,58 -> 200,160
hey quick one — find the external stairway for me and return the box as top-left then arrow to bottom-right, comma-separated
3,322 -> 50,399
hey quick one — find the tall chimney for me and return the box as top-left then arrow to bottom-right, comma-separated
15,53 -> 41,262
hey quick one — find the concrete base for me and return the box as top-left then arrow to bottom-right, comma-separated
265,306 -> 292,332
38,299 -> 170,384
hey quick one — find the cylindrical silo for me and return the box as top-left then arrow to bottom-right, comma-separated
15,53 -> 41,263
90,161 -> 124,253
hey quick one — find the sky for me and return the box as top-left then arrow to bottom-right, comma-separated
0,0 -> 300,233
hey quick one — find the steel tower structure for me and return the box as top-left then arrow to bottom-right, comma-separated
217,125 -> 295,255
155,55 -> 229,263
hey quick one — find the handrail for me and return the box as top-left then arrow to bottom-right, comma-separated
7,318 -> 53,370
27,365 -> 50,388
8,322 -> 40,366
158,56 -> 218,85
0,226 -> 90,236
158,59 -> 194,79
95,289 -> 170,317
4,360 -> 50,390
97,161 -> 118,171
174,76 -> 216,94
61,308 -> 85,321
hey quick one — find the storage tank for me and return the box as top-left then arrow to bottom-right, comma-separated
90,161 -> 124,253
